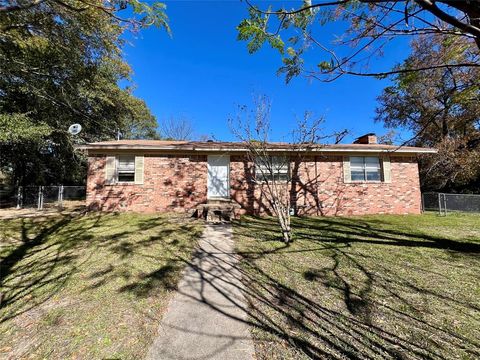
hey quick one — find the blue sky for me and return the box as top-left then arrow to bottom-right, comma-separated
123,1 -> 411,143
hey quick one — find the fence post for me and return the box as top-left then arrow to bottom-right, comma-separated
443,193 -> 448,216
58,185 -> 64,209
37,186 -> 44,210
438,192 -> 442,215
16,186 -> 23,209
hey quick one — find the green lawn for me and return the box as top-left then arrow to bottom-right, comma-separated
0,212 -> 202,359
234,213 -> 480,360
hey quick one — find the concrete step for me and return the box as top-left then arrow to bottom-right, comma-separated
207,198 -> 233,205
195,200 -> 241,222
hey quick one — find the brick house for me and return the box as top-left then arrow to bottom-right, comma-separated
83,134 -> 435,216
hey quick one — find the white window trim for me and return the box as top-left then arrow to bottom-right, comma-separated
349,156 -> 383,183
108,155 -> 135,185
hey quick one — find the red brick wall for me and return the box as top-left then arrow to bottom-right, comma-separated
230,155 -> 421,216
87,154 -> 207,213
87,153 -> 421,216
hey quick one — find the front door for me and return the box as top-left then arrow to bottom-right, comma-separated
207,155 -> 230,199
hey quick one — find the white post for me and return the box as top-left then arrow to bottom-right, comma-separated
16,186 -> 23,209
58,185 -> 64,208
37,186 -> 44,210
438,193 -> 442,216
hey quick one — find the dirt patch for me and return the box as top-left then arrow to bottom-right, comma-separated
0,201 -> 86,219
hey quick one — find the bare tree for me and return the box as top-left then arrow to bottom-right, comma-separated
160,117 -> 194,140
230,95 -> 346,243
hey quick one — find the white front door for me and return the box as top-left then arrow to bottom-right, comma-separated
207,155 -> 230,199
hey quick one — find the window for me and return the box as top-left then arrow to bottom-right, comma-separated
255,156 -> 289,182
117,155 -> 135,182
350,156 -> 381,181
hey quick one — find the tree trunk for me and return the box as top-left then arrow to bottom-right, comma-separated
273,200 -> 291,243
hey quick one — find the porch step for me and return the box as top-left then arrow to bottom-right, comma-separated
207,198 -> 232,205
195,200 -> 241,222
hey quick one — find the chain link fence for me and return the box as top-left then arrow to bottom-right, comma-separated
6,186 -> 479,215
422,192 -> 480,215
0,185 -> 16,208
16,186 -> 86,210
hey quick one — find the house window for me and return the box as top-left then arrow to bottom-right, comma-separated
117,155 -> 135,182
350,156 -> 381,181
255,156 -> 289,182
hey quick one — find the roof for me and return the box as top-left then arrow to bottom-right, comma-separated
79,140 -> 437,154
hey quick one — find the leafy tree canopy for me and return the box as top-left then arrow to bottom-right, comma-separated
376,34 -> 480,192
0,0 -> 167,185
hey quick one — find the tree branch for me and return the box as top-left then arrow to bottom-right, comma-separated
311,62 -> 480,81
0,0 -> 44,13
244,0 -> 349,16
414,0 -> 480,39
245,0 -> 480,46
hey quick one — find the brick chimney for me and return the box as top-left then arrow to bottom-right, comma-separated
354,133 -> 377,144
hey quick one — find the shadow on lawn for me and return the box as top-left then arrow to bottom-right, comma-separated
0,213 -> 198,324
237,217 -> 480,359
2,213 -> 479,359
157,217 -> 480,360
0,214 -> 87,323
241,216 -> 480,254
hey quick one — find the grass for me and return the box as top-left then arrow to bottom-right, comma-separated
0,212 -> 203,359
234,213 -> 480,360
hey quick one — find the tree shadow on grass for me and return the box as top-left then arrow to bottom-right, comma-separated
4,212 -> 478,359
118,262 -> 180,297
0,214 -> 89,323
146,217 -> 480,360
0,212 -> 201,325
230,216 -> 480,359
237,215 -> 480,254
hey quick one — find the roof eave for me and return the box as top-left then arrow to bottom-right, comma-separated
77,144 -> 437,154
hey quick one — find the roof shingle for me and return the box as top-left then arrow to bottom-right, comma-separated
80,139 -> 436,154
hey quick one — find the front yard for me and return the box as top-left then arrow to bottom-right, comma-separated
0,212 -> 202,359
2,211 -> 479,359
234,213 -> 480,359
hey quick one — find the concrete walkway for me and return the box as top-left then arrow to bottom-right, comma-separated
147,224 -> 255,360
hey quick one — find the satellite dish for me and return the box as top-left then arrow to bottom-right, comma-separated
68,124 -> 82,135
